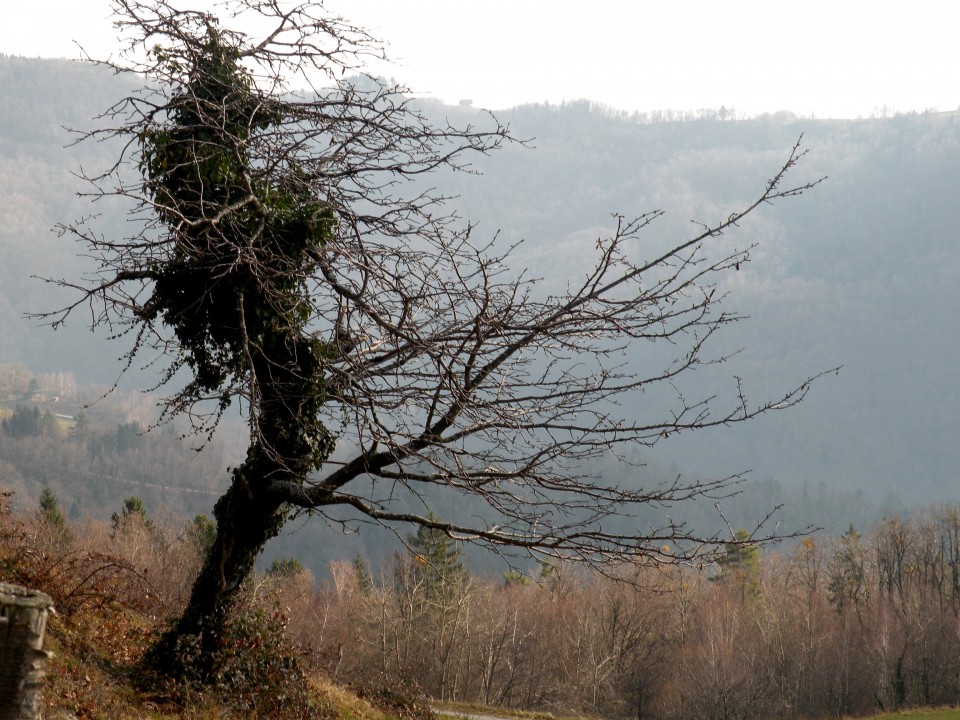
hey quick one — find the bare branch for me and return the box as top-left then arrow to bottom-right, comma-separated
43,0 -> 830,677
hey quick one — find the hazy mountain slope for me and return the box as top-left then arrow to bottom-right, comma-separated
436,103 -> 960,505
0,56 -> 138,382
3,59 -> 959,578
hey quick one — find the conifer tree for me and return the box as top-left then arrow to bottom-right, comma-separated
827,524 -> 868,612
38,488 -> 65,529
37,487 -> 72,546
406,513 -> 468,607
352,554 -> 374,595
715,528 -> 761,598
111,496 -> 154,537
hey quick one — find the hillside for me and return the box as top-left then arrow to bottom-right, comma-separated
2,56 -> 960,575
439,102 -> 960,504
6,487 -> 960,719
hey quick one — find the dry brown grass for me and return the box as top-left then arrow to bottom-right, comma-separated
0,488 -> 420,720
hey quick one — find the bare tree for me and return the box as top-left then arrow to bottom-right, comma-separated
40,0 -> 828,678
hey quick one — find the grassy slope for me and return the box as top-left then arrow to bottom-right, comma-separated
0,509 -> 396,719
39,602 -> 393,719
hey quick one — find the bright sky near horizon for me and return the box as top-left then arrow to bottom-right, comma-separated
2,0 -> 957,119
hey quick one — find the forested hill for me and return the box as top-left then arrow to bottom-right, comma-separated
420,99 -> 960,507
2,56 -> 959,529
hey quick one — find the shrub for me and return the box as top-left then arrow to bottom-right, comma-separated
153,601 -> 322,719
352,680 -> 436,720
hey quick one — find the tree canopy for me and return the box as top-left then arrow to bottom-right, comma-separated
42,0 -> 828,679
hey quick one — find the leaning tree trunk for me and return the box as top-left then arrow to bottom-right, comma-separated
145,451 -> 289,680
143,305 -> 335,680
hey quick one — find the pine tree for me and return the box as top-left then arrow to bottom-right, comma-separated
394,512 -> 468,616
267,557 -> 305,578
715,528 -> 761,599
827,524 -> 868,613
111,496 -> 154,538
37,487 -> 71,546
408,513 -> 467,603
187,514 -> 217,561
352,554 -> 374,594
2,405 -> 42,438
38,488 -> 65,528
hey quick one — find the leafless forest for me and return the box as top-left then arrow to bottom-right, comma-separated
281,508 -> 960,719
9,493 -> 960,720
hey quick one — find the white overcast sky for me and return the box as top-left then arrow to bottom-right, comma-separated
2,0 -> 957,119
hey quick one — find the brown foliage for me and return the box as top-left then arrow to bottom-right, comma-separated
303,506 -> 960,720
8,484 -> 960,719
0,490 -> 335,718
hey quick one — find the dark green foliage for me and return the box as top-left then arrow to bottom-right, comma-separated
158,605 -> 319,718
267,556 -> 306,578
70,411 -> 90,440
37,486 -> 67,532
113,421 -> 142,454
396,513 -> 467,610
36,486 -> 73,553
38,487 -> 61,519
537,560 -> 558,589
187,513 -> 217,560
22,378 -> 39,400
715,527 -> 761,598
2,405 -> 44,438
136,26 -> 344,675
407,514 -> 467,586
111,495 -> 154,537
828,523 -> 868,612
139,32 -> 335,470
40,409 -> 60,438
4,405 -> 33,438
352,554 -> 374,594
502,569 -> 530,587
